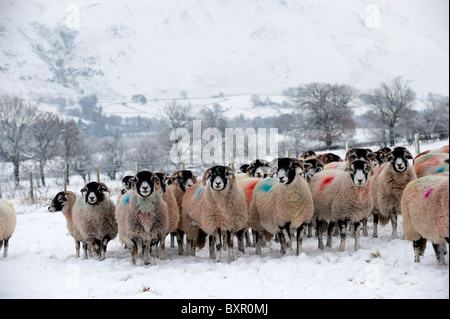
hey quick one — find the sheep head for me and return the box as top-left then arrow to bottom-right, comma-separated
270,158 -> 305,185
345,160 -> 372,187
202,166 -> 235,190
172,170 -> 197,192
385,147 -> 414,173
246,159 -> 270,178
80,182 -> 110,205
130,171 -> 160,198
48,191 -> 75,212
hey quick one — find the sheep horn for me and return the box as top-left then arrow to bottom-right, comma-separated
202,167 -> 213,186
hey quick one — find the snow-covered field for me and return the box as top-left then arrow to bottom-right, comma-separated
0,141 -> 448,299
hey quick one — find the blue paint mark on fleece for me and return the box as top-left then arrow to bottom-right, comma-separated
435,167 -> 446,174
196,186 -> 204,196
256,177 -> 276,193
124,193 -> 130,205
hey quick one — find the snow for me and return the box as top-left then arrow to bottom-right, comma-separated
0,141 -> 448,299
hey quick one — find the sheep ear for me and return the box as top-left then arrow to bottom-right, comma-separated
385,153 -> 394,162
303,162 -> 313,170
404,151 -> 413,160
202,168 -> 212,186
152,175 -> 161,190
193,175 -> 198,184
346,153 -> 358,163
80,186 -> 87,194
130,176 -> 138,190
225,166 -> 236,183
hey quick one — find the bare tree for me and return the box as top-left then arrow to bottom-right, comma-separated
30,112 -> 63,186
162,100 -> 191,131
296,83 -> 357,148
100,135 -> 128,180
0,96 -> 37,185
366,77 -> 416,146
60,119 -> 84,184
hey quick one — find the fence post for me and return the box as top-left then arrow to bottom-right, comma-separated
415,134 -> 420,156
29,172 -> 35,203
135,161 -> 140,173
95,165 -> 100,183
286,148 -> 291,158
181,161 -> 185,170
345,141 -> 350,153
0,181 -> 2,199
63,169 -> 68,192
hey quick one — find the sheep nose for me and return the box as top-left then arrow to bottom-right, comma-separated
142,186 -> 149,191
357,179 -> 363,184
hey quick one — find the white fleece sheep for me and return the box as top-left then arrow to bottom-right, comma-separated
116,171 -> 169,265
183,166 -> 248,261
0,199 -> 16,257
73,182 -> 118,260
310,159 -> 373,252
249,158 -> 314,256
370,147 -> 417,238
402,172 -> 449,265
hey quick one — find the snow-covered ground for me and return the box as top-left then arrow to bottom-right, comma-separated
0,140 -> 448,299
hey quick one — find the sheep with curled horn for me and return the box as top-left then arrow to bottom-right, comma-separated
370,147 -> 417,238
183,165 -> 248,261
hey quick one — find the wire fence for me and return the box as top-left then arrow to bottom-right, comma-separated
0,132 -> 448,203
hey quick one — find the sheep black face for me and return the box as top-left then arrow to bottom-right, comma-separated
155,172 -> 169,193
247,159 -> 270,178
386,147 -> 413,173
48,191 -> 67,212
304,158 -> 324,181
132,171 -> 160,198
346,160 -> 372,186
172,170 -> 197,192
271,158 -> 304,185
203,166 -> 235,191
81,182 -> 108,205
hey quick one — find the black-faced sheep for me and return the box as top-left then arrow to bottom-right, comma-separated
155,172 -> 180,259
49,191 -> 85,258
310,159 -> 373,251
402,172 -> 449,265
171,170 -> 197,255
249,158 -> 314,256
370,147 -> 417,238
0,199 -> 16,257
116,171 -> 169,265
73,182 -> 118,260
183,166 -> 248,261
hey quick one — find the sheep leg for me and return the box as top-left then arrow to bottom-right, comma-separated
2,239 -> 9,257
373,213 -> 379,238
278,224 -> 291,256
317,219 -> 324,250
159,237 -> 166,260
390,210 -> 398,238
326,221 -> 335,248
244,229 -> 251,248
354,221 -> 361,251
170,232 -> 176,248
100,237 -> 110,261
134,238 -> 144,266
413,239 -> 422,263
296,223 -> 306,256
215,229 -> 222,262
75,241 -> 80,258
255,230 -> 263,256
307,223 -> 313,238
209,235 -> 216,260
362,218 -> 368,237
338,220 -> 348,252
432,243 -> 446,266
176,230 -> 184,255
82,242 -> 89,259
227,230 -> 235,261
237,229 -> 245,253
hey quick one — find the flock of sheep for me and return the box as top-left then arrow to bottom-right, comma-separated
0,144 -> 448,266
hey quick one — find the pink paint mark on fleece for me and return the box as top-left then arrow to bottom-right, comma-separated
423,188 -> 434,198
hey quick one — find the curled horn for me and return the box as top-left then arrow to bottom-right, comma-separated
224,166 -> 236,183
202,167 -> 213,186
152,172 -> 161,190
98,182 -> 111,194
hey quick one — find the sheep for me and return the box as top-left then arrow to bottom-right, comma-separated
155,172 -> 180,259
49,191 -> 86,258
303,158 -> 325,182
249,158 -> 314,256
183,165 -> 248,261
236,159 -> 271,180
401,172 -> 449,265
414,153 -> 449,178
171,170 -> 198,255
0,199 -> 16,257
415,144 -> 449,159
116,171 -> 169,265
72,181 -> 118,260
370,147 -> 417,238
309,159 -> 373,251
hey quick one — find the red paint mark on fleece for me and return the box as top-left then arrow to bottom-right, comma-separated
244,181 -> 258,206
424,188 -> 434,199
319,176 -> 335,192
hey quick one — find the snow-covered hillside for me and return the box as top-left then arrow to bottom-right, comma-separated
0,0 -> 448,102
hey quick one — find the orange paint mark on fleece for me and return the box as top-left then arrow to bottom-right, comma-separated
319,176 -> 334,192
